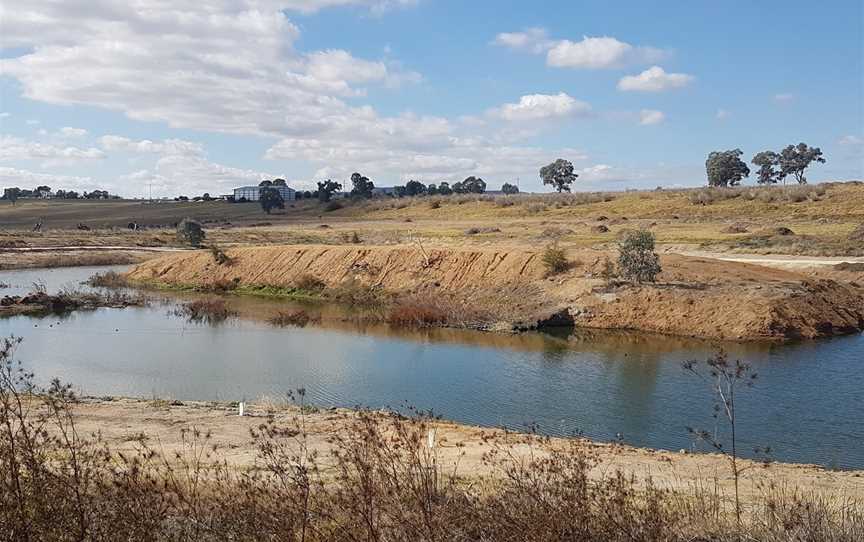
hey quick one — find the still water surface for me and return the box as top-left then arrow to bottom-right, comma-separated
2,265 -> 862,469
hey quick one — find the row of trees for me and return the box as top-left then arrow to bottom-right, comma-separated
706,143 -> 826,187
2,186 -> 117,205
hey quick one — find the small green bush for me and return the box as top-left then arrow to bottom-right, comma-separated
541,243 -> 570,276
617,230 -> 662,283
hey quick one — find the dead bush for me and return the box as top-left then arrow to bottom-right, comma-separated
294,274 -> 326,292
173,298 -> 235,323
269,310 -> 321,328
86,271 -> 129,288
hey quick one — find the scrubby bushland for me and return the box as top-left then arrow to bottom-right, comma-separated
617,230 -> 662,283
1,339 -> 862,541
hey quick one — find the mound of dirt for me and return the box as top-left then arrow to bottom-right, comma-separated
591,225 -> 610,234
127,245 -> 864,341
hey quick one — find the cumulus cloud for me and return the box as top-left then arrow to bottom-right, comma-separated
99,135 -> 205,157
639,109 -> 665,125
0,166 -> 94,190
617,66 -> 694,92
547,36 -> 666,69
0,135 -> 105,162
494,29 -> 667,70
492,93 -> 591,121
57,127 -> 88,138
0,3 -> 600,194
121,154 -> 281,196
774,93 -> 796,104
491,28 -> 553,53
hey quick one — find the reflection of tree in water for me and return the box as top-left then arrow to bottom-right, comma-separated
561,329 -> 774,447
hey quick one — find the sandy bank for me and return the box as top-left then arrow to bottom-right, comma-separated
71,397 -> 864,504
125,244 -> 864,341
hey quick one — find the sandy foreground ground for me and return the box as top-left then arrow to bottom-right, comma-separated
69,398 -> 864,504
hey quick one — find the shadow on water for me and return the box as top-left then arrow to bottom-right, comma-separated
2,265 -> 863,469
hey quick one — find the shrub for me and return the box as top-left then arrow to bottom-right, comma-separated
176,218 -> 205,247
174,298 -> 235,323
323,200 -> 343,212
269,310 -> 320,328
294,274 -> 326,292
86,271 -> 129,288
387,300 -> 448,327
209,244 -> 232,265
617,230 -> 662,283
541,243 -> 570,276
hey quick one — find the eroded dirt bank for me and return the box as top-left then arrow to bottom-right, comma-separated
70,398 -> 864,503
125,244 -> 864,341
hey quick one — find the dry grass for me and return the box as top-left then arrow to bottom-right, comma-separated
387,294 -> 491,328
86,270 -> 129,288
1,337 -> 862,541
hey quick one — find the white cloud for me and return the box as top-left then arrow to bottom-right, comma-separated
492,93 -> 591,121
121,154 -> 281,196
492,28 -> 552,53
617,66 -> 694,92
25,119 -> 40,125
716,109 -> 730,120
839,135 -> 863,147
0,113 -> 10,118
639,109 -> 665,125
494,30 -> 667,69
99,135 -> 205,156
774,93 -> 796,104
547,36 -> 666,69
0,135 -> 105,162
57,126 -> 88,138
0,1 -> 419,139
0,166 -> 94,190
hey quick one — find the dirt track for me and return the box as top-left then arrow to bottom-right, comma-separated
126,244 -> 864,341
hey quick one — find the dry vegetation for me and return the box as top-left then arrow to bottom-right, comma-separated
2,183 -> 862,260
172,298 -> 236,323
1,338 -> 861,541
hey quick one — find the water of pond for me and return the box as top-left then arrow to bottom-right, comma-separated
2,265 -> 863,469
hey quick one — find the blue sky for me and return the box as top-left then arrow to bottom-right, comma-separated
1,0 -> 861,198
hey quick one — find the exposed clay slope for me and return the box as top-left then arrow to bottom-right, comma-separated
126,245 -> 864,341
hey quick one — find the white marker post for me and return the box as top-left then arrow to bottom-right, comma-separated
238,401 -> 245,417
